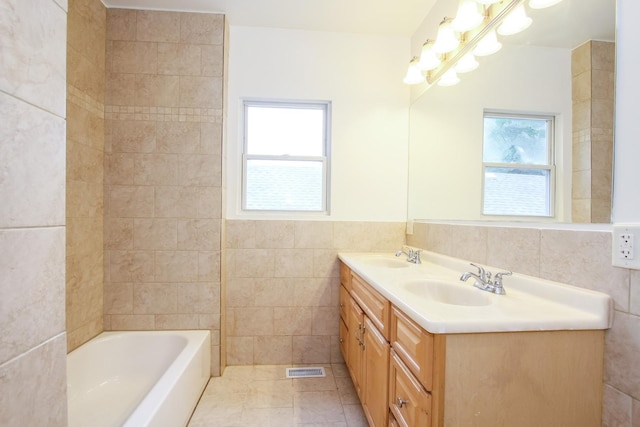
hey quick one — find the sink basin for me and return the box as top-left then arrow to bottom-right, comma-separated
402,280 -> 492,306
360,257 -> 409,269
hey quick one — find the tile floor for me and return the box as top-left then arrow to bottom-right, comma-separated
187,364 -> 369,426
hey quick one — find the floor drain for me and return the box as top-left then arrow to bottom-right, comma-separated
286,367 -> 326,378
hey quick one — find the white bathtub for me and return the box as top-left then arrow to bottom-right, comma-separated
67,330 -> 211,427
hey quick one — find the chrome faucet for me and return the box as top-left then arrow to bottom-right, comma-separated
395,245 -> 422,264
460,263 -> 511,295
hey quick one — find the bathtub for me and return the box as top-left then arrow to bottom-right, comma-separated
67,330 -> 211,427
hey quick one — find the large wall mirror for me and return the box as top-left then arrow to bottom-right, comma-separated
407,0 -> 616,224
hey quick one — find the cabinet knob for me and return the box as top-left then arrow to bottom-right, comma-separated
397,397 -> 409,408
339,338 -> 344,343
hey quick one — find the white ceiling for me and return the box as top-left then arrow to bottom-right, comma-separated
101,0 -> 437,37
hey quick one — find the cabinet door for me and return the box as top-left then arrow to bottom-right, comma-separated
339,285 -> 350,323
389,350 -> 431,427
351,273 -> 390,340
390,306 -> 434,391
339,317 -> 349,362
347,297 -> 364,399
362,316 -> 390,427
340,262 -> 352,292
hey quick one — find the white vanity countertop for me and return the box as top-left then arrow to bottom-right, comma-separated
338,251 -> 613,334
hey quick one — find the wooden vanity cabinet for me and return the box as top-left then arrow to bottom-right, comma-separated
341,263 -> 390,427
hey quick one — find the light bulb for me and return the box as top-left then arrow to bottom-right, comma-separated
438,69 -> 460,87
473,29 -> 502,57
418,41 -> 441,71
403,58 -> 426,85
432,18 -> 460,54
529,0 -> 563,9
452,0 -> 485,32
455,52 -> 479,73
498,4 -> 532,36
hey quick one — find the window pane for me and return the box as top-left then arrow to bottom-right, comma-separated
246,106 -> 324,156
245,159 -> 324,211
483,116 -> 549,165
483,167 -> 551,216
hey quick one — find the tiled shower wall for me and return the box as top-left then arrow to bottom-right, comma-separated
66,0 -> 106,351
0,0 -> 68,424
225,220 -> 406,365
572,41 -> 615,224
103,9 -> 226,375
407,221 -> 640,426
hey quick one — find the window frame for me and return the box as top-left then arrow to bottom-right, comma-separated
481,111 -> 556,219
241,99 -> 331,214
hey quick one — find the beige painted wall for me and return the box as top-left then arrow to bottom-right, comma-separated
66,0 -> 107,352
103,9 -> 226,375
407,221 -> 640,426
0,0 -> 68,424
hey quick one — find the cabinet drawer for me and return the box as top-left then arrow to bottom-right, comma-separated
390,306 -> 434,391
351,273 -> 390,340
389,412 -> 400,427
339,285 -> 350,323
340,262 -> 352,291
389,350 -> 431,427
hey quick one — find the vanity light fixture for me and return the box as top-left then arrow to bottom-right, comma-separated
452,0 -> 486,32
418,40 -> 441,71
432,18 -> 460,54
497,4 -> 532,35
473,29 -> 502,56
438,69 -> 461,86
403,0 -> 548,87
455,52 -> 479,73
529,0 -> 563,9
403,57 -> 426,85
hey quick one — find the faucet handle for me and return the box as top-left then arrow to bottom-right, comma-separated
494,271 -> 512,286
469,263 -> 486,280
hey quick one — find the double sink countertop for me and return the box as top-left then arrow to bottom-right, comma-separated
338,250 -> 613,334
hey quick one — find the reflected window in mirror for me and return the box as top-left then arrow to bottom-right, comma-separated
482,112 -> 555,217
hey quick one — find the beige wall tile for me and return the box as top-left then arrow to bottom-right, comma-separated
198,250 -> 221,282
112,120 -> 156,153
226,278 -> 256,307
592,41 -> 616,72
67,181 -> 104,218
133,282 -> 177,314
109,185 -> 154,217
135,74 -> 180,107
631,272 -> 640,316
202,45 -> 224,77
178,219 -> 221,251
133,218 -> 177,250
227,336 -> 255,365
156,314 -> 200,330
571,41 -> 591,77
158,43 -> 202,76
178,283 -> 219,314
155,251 -> 199,282
178,154 -> 221,186
225,220 -> 256,249
67,141 -> 104,183
233,249 -> 275,278
253,278 -> 297,307
180,13 -> 224,45
292,336 -> 331,364
633,400 -> 640,427
253,336 -> 293,365
201,122 -> 223,154
157,121 -> 201,153
134,153 -> 178,185
602,384 -> 632,427
274,307 -> 313,336
154,186 -> 199,218
111,41 -> 158,75
294,221 -> 333,249
105,153 -> 134,185
294,278 -> 335,307
105,72 -> 135,105
0,0 -> 67,117
605,311 -> 640,400
275,249 -> 315,278
311,307 -> 340,336
109,250 -> 155,283
0,228 -> 65,364
313,249 -> 340,278
179,76 -> 223,109
110,314 -> 155,330
0,334 -> 67,426
107,8 -> 136,41
104,218 -> 133,250
136,10 -> 180,43
66,101 -> 105,150
540,230 -> 629,310
486,227 -> 541,277
104,282 -> 133,314
0,93 -> 66,228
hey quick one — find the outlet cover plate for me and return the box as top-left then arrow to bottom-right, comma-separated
612,224 -> 640,269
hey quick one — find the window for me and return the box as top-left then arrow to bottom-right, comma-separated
482,112 -> 555,217
242,100 -> 330,212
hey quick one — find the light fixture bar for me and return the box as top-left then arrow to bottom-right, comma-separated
426,0 -> 527,85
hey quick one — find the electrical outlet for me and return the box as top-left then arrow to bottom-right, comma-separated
612,225 -> 640,269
